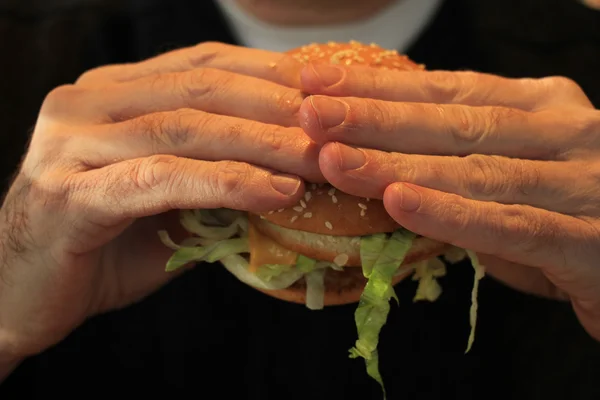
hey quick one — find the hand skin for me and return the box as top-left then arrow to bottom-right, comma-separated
0,42 -> 323,381
299,62 -> 600,341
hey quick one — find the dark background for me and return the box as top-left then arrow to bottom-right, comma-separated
0,0 -> 599,399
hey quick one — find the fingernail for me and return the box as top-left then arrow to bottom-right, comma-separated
336,143 -> 366,171
396,184 -> 421,212
310,96 -> 348,130
309,64 -> 344,87
270,173 -> 301,196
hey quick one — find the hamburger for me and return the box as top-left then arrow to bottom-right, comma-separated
159,41 -> 484,395
247,41 -> 451,309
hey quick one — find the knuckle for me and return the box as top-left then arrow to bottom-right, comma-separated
211,161 -> 253,201
392,154 -> 418,182
446,106 -> 490,147
194,41 -> 231,58
538,76 -> 586,100
339,98 -> 383,131
463,154 -> 504,197
41,84 -> 87,114
423,71 -> 462,102
270,89 -> 303,122
75,66 -> 110,85
215,120 -> 244,150
511,160 -> 542,196
491,206 -> 523,241
184,67 -> 232,100
421,158 -> 446,183
131,109 -> 199,149
132,113 -> 172,150
25,137 -> 71,173
543,76 -> 582,92
365,98 -> 392,125
132,154 -> 179,192
27,172 -> 58,203
152,71 -> 179,93
515,77 -> 546,101
453,71 -> 483,101
189,41 -> 225,66
436,193 -> 472,233
168,108 -> 200,146
11,168 -> 72,224
572,110 -> 600,142
26,120 -> 72,164
496,206 -> 557,256
253,124 -> 288,153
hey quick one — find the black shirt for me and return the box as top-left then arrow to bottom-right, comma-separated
1,1 -> 600,399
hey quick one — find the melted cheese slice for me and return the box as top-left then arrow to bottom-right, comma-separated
248,221 -> 298,272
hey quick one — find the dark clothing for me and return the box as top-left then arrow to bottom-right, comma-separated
1,0 -> 600,399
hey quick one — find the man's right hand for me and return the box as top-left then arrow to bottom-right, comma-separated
0,42 -> 321,377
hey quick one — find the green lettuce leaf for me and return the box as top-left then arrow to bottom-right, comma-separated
164,237 -> 249,272
359,232 -> 388,279
220,254 -> 305,290
465,250 -> 485,353
349,229 -> 416,399
305,268 -> 326,310
255,264 -> 295,282
297,254 -> 318,273
179,209 -> 246,240
412,258 -> 447,303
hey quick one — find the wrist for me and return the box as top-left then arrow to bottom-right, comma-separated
0,357 -> 22,384
0,219 -> 26,383
0,335 -> 23,383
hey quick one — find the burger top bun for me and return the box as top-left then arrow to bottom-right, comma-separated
255,41 -> 424,236
258,185 -> 400,236
285,40 -> 425,70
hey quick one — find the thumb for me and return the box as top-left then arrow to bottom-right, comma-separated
91,210 -> 195,314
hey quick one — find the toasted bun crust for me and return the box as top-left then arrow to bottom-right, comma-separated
249,213 -> 449,267
287,40 -> 425,70
255,183 -> 400,236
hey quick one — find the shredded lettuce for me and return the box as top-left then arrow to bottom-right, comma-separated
412,257 -> 447,303
162,237 -> 249,272
161,210 -> 344,303
255,264 -> 295,282
157,230 -> 181,250
179,209 -> 246,240
465,250 -> 485,353
297,254 -> 318,273
305,269 -> 326,310
443,246 -> 468,263
359,232 -> 388,279
349,229 -> 416,398
220,254 -> 306,290
159,208 -> 488,394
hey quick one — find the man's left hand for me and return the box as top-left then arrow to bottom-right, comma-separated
299,63 -> 600,340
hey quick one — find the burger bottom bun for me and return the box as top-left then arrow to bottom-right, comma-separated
253,268 -> 410,306
253,250 -> 447,307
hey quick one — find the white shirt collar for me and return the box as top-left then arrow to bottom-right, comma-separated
215,0 -> 444,53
